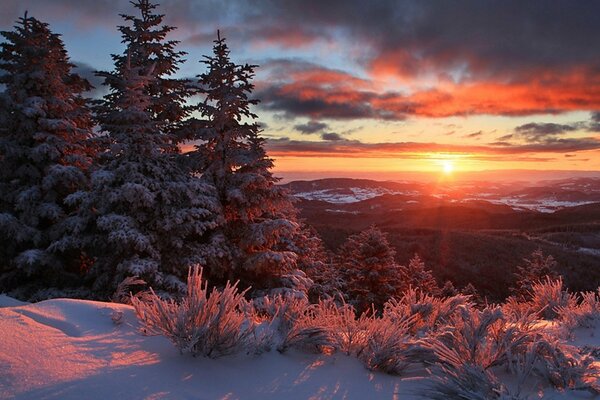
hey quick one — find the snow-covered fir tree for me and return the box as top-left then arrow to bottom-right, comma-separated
338,225 -> 403,313
104,0 -> 195,145
67,57 -> 218,297
0,14 -> 94,297
511,249 -> 560,300
292,225 -> 341,302
188,32 -> 302,293
399,254 -> 440,295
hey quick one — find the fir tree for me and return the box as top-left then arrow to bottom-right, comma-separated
338,225 -> 403,313
67,57 -> 218,297
189,32 -> 301,292
102,0 -> 195,145
0,14 -> 94,297
399,254 -> 440,295
440,280 -> 459,297
292,225 -> 341,302
511,249 -> 560,300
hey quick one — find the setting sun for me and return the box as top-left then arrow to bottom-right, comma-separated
442,160 -> 454,174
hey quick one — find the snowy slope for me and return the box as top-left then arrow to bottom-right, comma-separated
0,297 -> 597,399
0,298 -> 423,400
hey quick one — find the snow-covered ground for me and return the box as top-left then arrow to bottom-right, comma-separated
0,296 -> 420,400
295,187 -> 417,203
294,186 -> 598,213
1,295 -> 598,400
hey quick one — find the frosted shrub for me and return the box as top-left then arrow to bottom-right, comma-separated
258,294 -> 332,353
132,267 -> 255,358
502,296 -> 537,322
384,288 -> 470,335
429,306 -> 539,372
528,277 -> 577,320
534,338 -> 600,394
358,314 -> 425,375
424,358 -> 525,400
312,298 -> 371,355
111,276 -> 146,304
557,289 -> 600,331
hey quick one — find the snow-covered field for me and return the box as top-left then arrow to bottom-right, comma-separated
1,294 -> 599,400
0,296 -> 420,400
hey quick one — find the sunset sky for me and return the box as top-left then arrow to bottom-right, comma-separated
2,1 -> 600,180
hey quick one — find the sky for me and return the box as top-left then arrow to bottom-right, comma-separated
2,0 -> 600,181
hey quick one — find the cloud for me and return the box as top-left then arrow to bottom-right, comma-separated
294,120 -> 329,134
257,59 -> 600,120
496,134 -> 514,141
513,122 -> 579,142
266,136 -> 600,159
321,132 -> 344,141
589,112 -> 600,132
3,1 -> 599,119
464,131 -> 483,139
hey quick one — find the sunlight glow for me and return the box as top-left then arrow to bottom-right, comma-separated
442,160 -> 454,174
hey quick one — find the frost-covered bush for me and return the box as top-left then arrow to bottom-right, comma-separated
528,277 -> 577,320
358,313 -> 427,375
557,289 -> 600,331
533,338 -> 600,394
255,294 -> 332,353
132,267 -> 255,358
427,306 -> 539,372
311,298 -> 371,355
424,358 -> 525,400
384,288 -> 470,335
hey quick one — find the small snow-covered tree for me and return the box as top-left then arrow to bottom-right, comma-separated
67,58 -> 218,296
188,32 -> 301,293
338,225 -> 403,313
105,0 -> 195,145
511,249 -> 559,299
292,225 -> 340,301
0,15 -> 94,296
399,254 -> 440,295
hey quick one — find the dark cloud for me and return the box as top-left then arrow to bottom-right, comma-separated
589,112 -> 600,132
2,1 -> 599,119
496,134 -> 514,141
464,131 -> 482,139
266,136 -> 600,159
321,132 -> 344,141
514,122 -> 578,142
294,120 -> 329,134
4,1 -> 598,84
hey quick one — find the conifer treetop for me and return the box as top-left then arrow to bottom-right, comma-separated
98,0 -> 194,140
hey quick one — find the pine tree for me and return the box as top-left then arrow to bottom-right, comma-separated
440,280 -> 459,297
67,56 -> 219,297
511,249 -> 560,299
103,0 -> 195,145
0,14 -> 94,297
399,254 -> 440,295
338,225 -> 403,313
189,32 -> 301,292
292,225 -> 340,302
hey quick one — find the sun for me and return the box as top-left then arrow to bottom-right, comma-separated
442,160 -> 454,174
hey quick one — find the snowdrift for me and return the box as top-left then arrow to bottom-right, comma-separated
1,295 -> 599,399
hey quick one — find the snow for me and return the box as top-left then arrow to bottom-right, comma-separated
296,186 -> 598,212
295,187 -> 416,204
0,297 -> 424,400
1,296 -> 599,399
